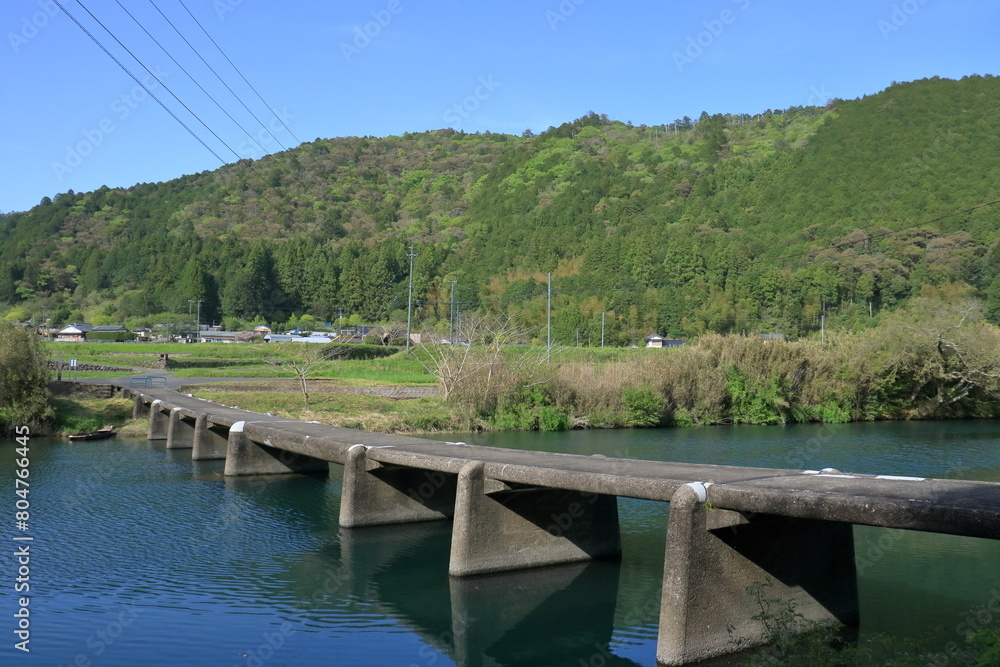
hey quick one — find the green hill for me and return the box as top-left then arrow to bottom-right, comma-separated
3,75 -> 999,343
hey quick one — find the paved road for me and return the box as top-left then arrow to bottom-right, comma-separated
76,372 -> 292,390
78,372 -> 438,397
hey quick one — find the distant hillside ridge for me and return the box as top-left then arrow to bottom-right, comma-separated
2,74 -> 999,343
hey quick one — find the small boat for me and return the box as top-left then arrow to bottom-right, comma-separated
68,425 -> 117,441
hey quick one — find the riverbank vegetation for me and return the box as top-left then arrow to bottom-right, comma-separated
16,292 -> 1000,436
423,297 -> 1000,431
50,395 -> 142,437
48,294 -> 1000,435
0,321 -> 52,433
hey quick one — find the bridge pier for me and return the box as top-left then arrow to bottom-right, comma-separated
147,400 -> 168,440
339,445 -> 457,528
657,482 -> 858,665
132,394 -> 145,420
192,415 -> 230,461
449,461 -> 621,577
166,408 -> 195,450
223,421 -> 329,476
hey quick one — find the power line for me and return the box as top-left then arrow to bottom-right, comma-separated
148,0 -> 292,153
64,1 -> 305,219
113,0 -> 272,157
75,0 -> 245,162
53,0 -> 226,164
176,0 -> 301,146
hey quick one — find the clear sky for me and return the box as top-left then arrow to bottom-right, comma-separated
1,0 -> 997,213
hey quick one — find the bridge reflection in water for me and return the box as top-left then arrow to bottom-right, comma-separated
339,523 -> 634,667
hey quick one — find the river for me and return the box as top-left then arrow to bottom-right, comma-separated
1,420 -> 998,666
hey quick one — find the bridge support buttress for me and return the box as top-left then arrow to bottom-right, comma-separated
147,400 -> 168,440
192,415 -> 230,461
449,461 -> 621,577
166,408 -> 195,450
339,445 -> 457,528
132,394 -> 145,420
223,421 -> 329,476
657,482 -> 859,665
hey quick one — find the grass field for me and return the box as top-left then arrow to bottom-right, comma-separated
188,383 -> 458,433
44,341 -> 436,384
45,340 -> 662,434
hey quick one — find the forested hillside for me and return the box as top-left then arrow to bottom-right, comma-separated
3,75 -> 1000,343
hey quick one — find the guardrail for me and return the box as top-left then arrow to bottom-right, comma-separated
129,375 -> 167,388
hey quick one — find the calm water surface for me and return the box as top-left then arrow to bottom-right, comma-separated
1,420 -> 999,666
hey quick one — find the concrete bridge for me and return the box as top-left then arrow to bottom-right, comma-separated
128,387 -> 1000,665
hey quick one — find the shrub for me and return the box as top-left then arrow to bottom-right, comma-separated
671,406 -> 697,427
726,367 -> 787,425
621,385 -> 664,427
0,323 -> 53,433
538,405 -> 571,431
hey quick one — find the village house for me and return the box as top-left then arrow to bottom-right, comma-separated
644,334 -> 684,349
54,323 -> 130,342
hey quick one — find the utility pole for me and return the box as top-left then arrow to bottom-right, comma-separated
405,245 -> 417,353
188,300 -> 194,341
601,311 -> 605,348
821,314 -> 825,344
196,301 -> 202,342
547,272 -> 552,363
448,280 -> 457,343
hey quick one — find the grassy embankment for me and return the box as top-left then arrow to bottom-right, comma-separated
42,341 -> 642,434
44,300 -> 1000,435
44,341 -> 452,434
49,396 -> 144,437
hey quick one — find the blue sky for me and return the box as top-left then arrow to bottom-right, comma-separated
1,0 -> 997,213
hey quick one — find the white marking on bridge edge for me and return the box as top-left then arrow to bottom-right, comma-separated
172,406 -> 182,412
231,421 -> 246,433
444,441 -> 467,445
684,481 -> 712,502
349,444 -> 367,452
802,470 -> 821,475
875,475 -> 926,481
817,474 -> 854,478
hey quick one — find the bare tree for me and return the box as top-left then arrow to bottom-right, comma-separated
413,313 -> 551,404
265,344 -> 348,406
366,322 -> 407,346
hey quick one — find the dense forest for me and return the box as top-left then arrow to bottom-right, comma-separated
3,75 -> 1000,343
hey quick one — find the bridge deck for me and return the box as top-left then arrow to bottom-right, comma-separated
136,388 -> 1000,540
